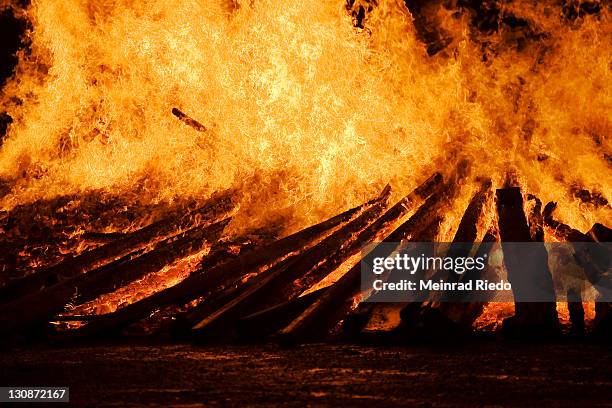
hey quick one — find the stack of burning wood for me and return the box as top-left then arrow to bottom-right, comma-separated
0,161 -> 609,346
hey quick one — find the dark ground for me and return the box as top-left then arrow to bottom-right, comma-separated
0,341 -> 610,407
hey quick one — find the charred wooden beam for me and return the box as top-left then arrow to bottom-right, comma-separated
0,190 -> 236,305
543,203 -> 611,336
542,202 -> 608,283
66,199 -> 370,338
235,288 -> 328,342
287,173 -> 443,299
52,314 -> 101,322
542,202 -> 593,243
177,252 -> 300,338
594,302 -> 612,338
172,108 -> 207,132
81,231 -> 129,244
374,215 -> 446,337
173,203 -> 377,336
526,194 -> 544,242
417,227 -> 498,334
196,228 -> 280,270
375,172 -> 485,335
450,179 -> 492,245
567,288 -> 585,335
76,219 -> 230,304
189,186 -> 393,339
0,218 -> 231,334
183,174 -> 442,338
412,180 -> 495,324
149,232 -> 278,337
276,170 -> 462,344
496,187 -> 559,337
424,178 -> 493,298
589,223 -> 612,243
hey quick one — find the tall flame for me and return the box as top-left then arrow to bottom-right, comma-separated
0,0 -> 609,234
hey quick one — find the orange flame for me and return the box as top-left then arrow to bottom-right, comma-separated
0,0 -> 608,235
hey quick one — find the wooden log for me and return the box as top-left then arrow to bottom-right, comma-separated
180,185 -> 394,328
52,314 -> 101,322
589,223 -> 611,243
0,190 -> 236,305
185,227 -> 280,279
544,203 -> 611,336
174,253 -> 298,337
542,202 -> 593,243
172,108 -> 206,132
451,180 -> 493,245
81,231 -> 128,244
276,172 -> 461,344
182,174 -> 442,337
277,162 -> 472,343
235,288 -> 328,342
157,231 -> 279,337
172,204 -> 376,336
189,186 -> 393,339
66,199 -> 369,338
286,173 -> 443,301
542,201 -> 589,336
362,216 -> 445,337
543,202 -> 609,280
360,170 -> 477,336
496,187 -> 559,337
74,219 -> 230,304
526,194 -> 544,242
0,218 -> 231,334
567,288 -> 585,335
417,227 -> 498,334
428,179 -> 493,289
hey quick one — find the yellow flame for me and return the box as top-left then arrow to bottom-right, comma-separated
0,0 -> 609,235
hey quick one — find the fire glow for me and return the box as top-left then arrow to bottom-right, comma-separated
1,0 -> 609,233
0,0 -> 610,337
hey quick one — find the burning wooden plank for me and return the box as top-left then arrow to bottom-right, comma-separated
235,287 -> 328,342
588,223 -> 611,243
414,181 -> 495,334
0,219 -> 231,334
178,175 -> 441,337
128,230 -> 281,337
65,198 -> 371,338
496,187 -> 559,337
276,170 -> 462,344
0,190 -> 236,306
286,173 -> 444,300
189,185 -> 393,339
415,227 -> 498,336
175,184 -> 394,334
542,202 -> 593,243
450,179 -> 493,245
567,287 -> 585,335
526,194 -> 544,242
543,202 -> 611,336
172,108 -> 207,132
352,216 -> 446,338
73,219 -> 231,304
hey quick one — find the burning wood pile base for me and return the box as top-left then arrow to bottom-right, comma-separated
0,167 -> 610,347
